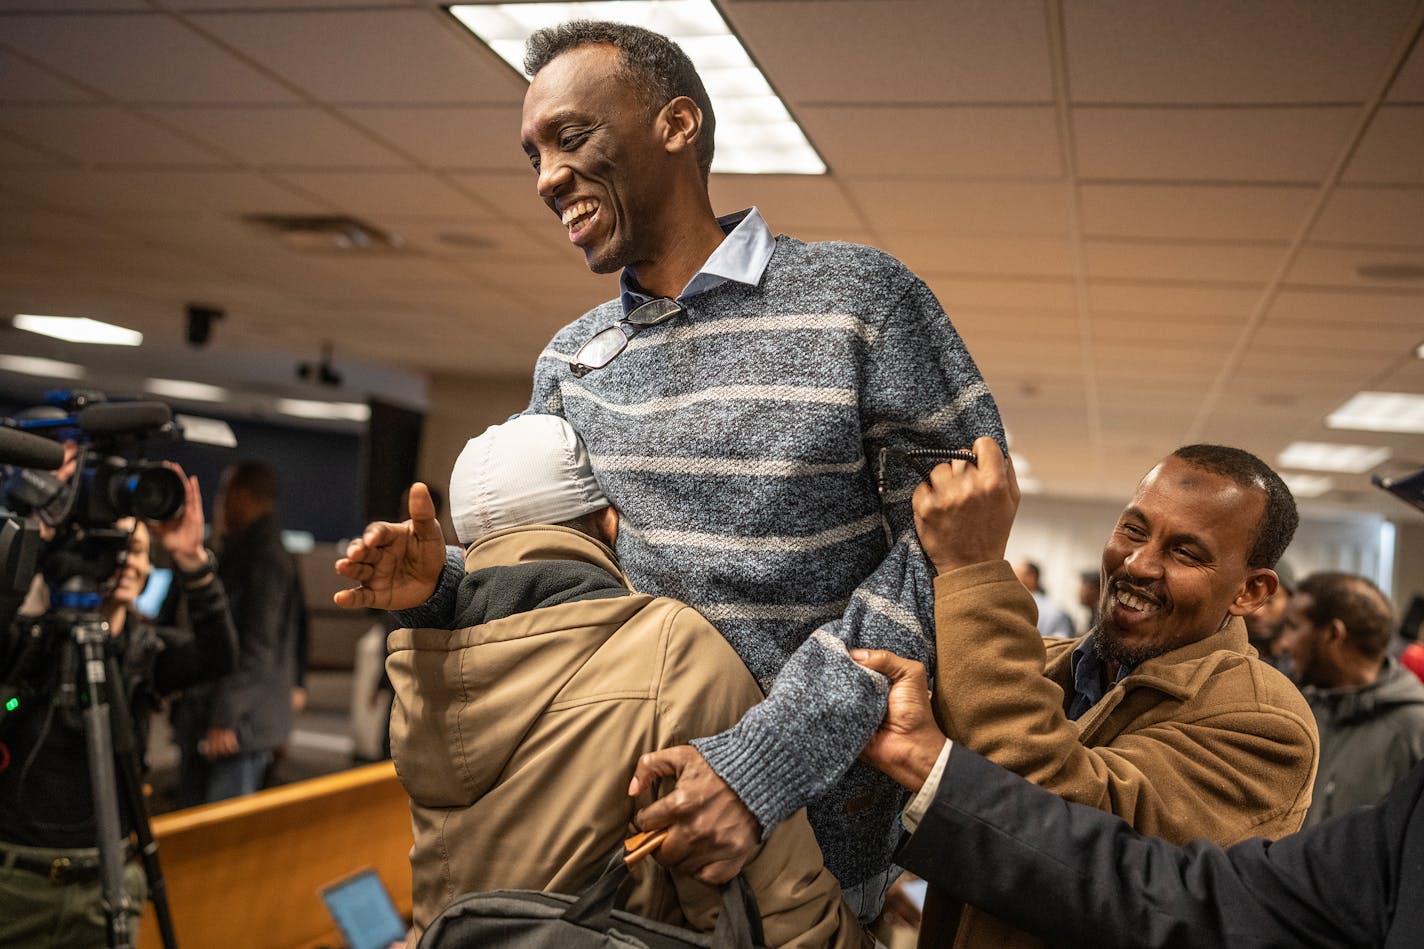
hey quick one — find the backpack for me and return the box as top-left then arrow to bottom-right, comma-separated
417,847 -> 767,949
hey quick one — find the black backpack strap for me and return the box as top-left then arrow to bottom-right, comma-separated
710,875 -> 766,949
560,848 -> 630,931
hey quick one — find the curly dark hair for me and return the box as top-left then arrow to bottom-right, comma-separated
523,19 -> 716,181
1297,571 -> 1395,659
1171,444 -> 1298,570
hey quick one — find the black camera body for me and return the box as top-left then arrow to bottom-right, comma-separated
0,391 -> 185,644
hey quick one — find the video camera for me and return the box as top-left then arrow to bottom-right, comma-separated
0,390 -> 186,644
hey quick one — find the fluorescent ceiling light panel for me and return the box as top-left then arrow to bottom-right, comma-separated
1278,441 -> 1391,473
448,1 -> 826,174
1280,473 -> 1334,499
174,414 -> 238,448
0,355 -> 85,379
275,398 -> 371,422
145,378 -> 229,402
13,314 -> 143,346
1326,391 -> 1424,435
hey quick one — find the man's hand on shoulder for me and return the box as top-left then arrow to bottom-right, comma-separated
333,482 -> 447,611
912,435 -> 1019,574
629,745 -> 761,886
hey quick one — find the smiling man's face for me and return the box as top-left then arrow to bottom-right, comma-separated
520,43 -> 673,276
1094,455 -> 1273,668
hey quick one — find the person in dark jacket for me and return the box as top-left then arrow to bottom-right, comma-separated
1276,570 -> 1424,827
853,649 -> 1421,949
174,460 -> 302,804
0,467 -> 237,948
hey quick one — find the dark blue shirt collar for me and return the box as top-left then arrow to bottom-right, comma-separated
1067,634 -> 1137,721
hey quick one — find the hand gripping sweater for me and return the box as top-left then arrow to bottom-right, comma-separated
411,236 -> 1004,888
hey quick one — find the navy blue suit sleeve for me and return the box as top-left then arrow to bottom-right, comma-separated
896,746 -> 1415,949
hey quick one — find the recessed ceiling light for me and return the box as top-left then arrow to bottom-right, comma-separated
1016,475 -> 1042,494
1281,473 -> 1334,499
0,354 -> 85,380
447,1 -> 826,175
1278,441 -> 1391,473
13,314 -> 143,346
1326,391 -> 1424,435
275,398 -> 370,422
145,378 -> 229,402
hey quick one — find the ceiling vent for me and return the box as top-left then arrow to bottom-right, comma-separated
244,214 -> 404,254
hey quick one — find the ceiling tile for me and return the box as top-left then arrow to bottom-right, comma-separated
1079,184 -> 1314,241
1288,245 -> 1424,289
0,133 -> 53,165
726,0 -> 1052,104
1344,105 -> 1424,184
923,275 -> 1077,311
878,233 -> 1074,279
151,106 -> 411,169
340,104 -> 526,171
0,49 -> 93,102
1088,282 -> 1262,316
0,13 -> 300,104
1085,239 -> 1286,283
1388,33 -> 1424,102
0,105 -> 228,166
1065,0 -> 1417,103
1075,107 -> 1355,182
847,180 -> 1070,235
1269,288 -> 1424,327
375,216 -> 560,262
446,171 -> 543,225
709,176 -> 865,232
1312,186 -> 1424,245
190,8 -> 526,105
270,170 -> 495,217
0,167 -> 324,213
799,105 -> 1060,178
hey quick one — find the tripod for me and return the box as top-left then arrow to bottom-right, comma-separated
13,594 -> 182,949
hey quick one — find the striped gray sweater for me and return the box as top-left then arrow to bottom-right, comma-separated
412,235 -> 1003,888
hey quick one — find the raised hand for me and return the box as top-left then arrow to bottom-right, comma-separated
912,435 -> 1020,575
333,482 -> 447,611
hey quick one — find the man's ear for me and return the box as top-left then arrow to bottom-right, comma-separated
659,95 -> 703,157
1229,568 -> 1279,617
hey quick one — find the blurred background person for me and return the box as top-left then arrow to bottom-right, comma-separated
1245,559 -> 1295,672
1276,570 -> 1424,828
1013,559 -> 1075,638
1076,569 -> 1102,632
172,460 -> 303,805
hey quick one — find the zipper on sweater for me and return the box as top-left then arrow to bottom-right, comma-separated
876,447 -> 978,498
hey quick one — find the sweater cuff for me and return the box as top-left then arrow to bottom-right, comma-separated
692,720 -> 815,839
393,547 -> 464,629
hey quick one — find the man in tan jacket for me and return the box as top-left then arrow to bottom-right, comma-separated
854,439 -> 1318,949
340,414 -> 866,947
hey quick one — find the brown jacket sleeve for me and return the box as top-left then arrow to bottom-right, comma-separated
653,607 -> 870,949
931,560 -> 1317,845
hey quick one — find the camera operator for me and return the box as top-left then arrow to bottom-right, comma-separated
0,465 -> 237,948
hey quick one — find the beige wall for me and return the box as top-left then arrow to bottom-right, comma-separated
1393,521 -> 1424,624
416,372 -> 532,537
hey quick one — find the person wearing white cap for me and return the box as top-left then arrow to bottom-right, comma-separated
356,415 -> 866,948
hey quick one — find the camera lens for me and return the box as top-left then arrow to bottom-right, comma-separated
115,466 -> 185,521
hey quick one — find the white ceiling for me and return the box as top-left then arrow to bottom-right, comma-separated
1,0 -> 1422,520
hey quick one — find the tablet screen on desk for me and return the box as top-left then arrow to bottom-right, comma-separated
320,868 -> 406,949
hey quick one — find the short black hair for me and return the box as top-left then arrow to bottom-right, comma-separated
1170,444 -> 1298,570
523,19 -> 716,180
1297,571 -> 1395,660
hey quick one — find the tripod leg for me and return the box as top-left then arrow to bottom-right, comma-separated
74,623 -> 135,949
103,653 -> 180,949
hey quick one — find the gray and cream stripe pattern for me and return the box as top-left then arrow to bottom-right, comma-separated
414,235 -> 1003,891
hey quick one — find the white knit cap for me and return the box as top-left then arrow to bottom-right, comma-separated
449,414 -> 609,545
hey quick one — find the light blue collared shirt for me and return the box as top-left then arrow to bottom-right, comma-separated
618,207 -> 775,314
